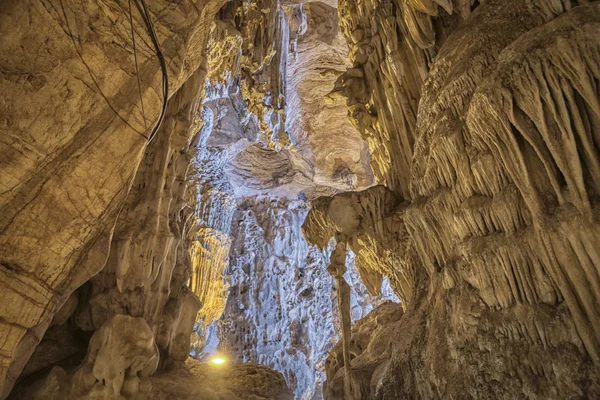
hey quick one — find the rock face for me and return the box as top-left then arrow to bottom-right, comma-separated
324,301 -> 404,399
0,0 -> 230,397
218,197 -> 395,399
199,0 -> 374,200
304,186 -> 413,304
284,1 -> 374,192
10,355 -> 293,400
302,0 -> 600,398
70,315 -> 159,398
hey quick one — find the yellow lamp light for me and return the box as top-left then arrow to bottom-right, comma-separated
210,356 -> 227,366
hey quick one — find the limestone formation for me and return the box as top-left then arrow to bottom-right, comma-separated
1,0 -> 599,399
10,354 -> 293,400
70,315 -> 159,398
159,359 -> 294,400
198,0 -> 374,200
302,0 -> 600,398
0,0 -> 230,396
217,197 -> 394,399
327,240 -> 353,400
303,186 -> 413,305
324,301 -> 404,400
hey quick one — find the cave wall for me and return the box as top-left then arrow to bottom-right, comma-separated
186,3 -> 402,397
203,0 -> 374,200
0,0 -> 228,397
218,196 -> 397,399
1,0 -> 302,397
284,1 -> 374,192
304,0 -> 600,398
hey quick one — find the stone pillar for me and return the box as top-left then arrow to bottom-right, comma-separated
328,238 -> 353,400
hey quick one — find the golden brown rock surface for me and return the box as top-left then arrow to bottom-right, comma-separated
303,0 -> 600,398
0,0 -> 226,397
10,357 -> 293,400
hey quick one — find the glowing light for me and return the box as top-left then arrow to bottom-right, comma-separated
210,356 -> 227,366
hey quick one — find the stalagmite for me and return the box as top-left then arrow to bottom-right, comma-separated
70,315 -> 159,398
327,238 -> 353,400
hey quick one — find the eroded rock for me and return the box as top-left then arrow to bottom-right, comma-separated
313,0 -> 600,398
2,0 -> 600,398
324,301 -> 404,400
0,0 -> 226,396
218,196 -> 395,399
71,315 -> 158,398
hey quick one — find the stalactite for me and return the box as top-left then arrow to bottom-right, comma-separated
465,3 -> 600,363
307,0 -> 600,398
334,0 -> 478,196
303,186 -> 413,306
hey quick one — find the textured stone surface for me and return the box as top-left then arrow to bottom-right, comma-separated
10,357 -> 292,400
324,301 -> 404,399
303,0 -> 600,398
198,0 -> 374,200
284,2 -> 374,192
0,0 -> 228,396
218,197 -> 396,399
150,359 -> 294,400
304,186 -> 414,304
69,70 -> 209,372
70,315 -> 159,398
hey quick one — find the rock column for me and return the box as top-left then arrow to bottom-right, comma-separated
328,238 -> 353,400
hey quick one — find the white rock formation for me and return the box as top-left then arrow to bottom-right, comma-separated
217,196 -> 397,399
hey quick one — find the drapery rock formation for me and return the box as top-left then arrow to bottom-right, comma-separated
302,0 -> 600,398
